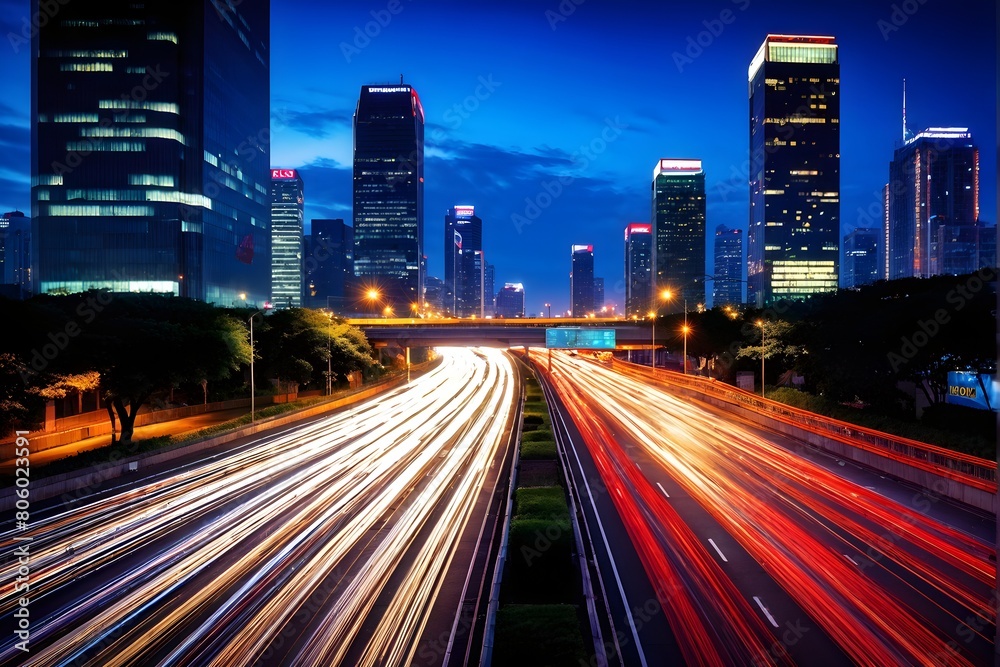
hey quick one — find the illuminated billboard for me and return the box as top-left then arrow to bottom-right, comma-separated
946,372 -> 999,411
271,168 -> 297,179
545,327 -> 616,350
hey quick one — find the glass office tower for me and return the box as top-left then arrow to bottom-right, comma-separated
31,0 -> 271,305
571,244 -> 595,317
353,83 -> 424,313
652,158 -> 706,311
444,205 -> 482,316
713,225 -> 744,306
270,169 -> 303,308
624,222 -> 653,317
885,128 -> 979,279
748,34 -> 840,306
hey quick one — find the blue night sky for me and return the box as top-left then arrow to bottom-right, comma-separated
0,0 -> 995,314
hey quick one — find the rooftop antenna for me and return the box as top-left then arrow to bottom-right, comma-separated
902,78 -> 909,141
400,74 -> 404,84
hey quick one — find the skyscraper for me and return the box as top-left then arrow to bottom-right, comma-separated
457,250 -> 485,317
935,223 -> 995,276
31,1 -> 271,304
652,159 -> 706,310
571,244 -> 594,317
885,128 -> 979,279
495,283 -> 525,318
303,218 -> 353,311
353,83 -> 424,312
748,34 -> 840,306
713,225 -> 743,306
594,277 -> 605,312
624,222 -> 653,317
484,262 -> 495,316
0,211 -> 31,299
444,205 -> 482,316
270,169 -> 303,308
843,227 -> 879,288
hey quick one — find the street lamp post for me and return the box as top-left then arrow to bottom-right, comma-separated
247,305 -> 270,422
545,302 -> 551,318
323,310 -> 333,396
681,298 -> 688,374
757,318 -> 765,398
649,309 -> 657,369
651,289 -> 672,370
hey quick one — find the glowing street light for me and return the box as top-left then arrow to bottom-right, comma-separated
682,322 -> 690,375
682,298 -> 688,374
651,289 -> 672,370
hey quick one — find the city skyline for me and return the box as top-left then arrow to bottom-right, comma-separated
1,0 -> 996,313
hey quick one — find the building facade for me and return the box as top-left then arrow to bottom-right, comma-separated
935,223 -> 995,276
0,211 -> 31,299
624,222 -> 653,317
594,277 -> 605,312
31,1 -> 271,305
484,262 -> 495,316
570,244 -> 595,317
748,34 -> 840,306
885,128 -> 979,279
843,227 -> 879,288
495,282 -> 524,318
303,218 -> 353,311
652,159 -> 706,311
713,225 -> 744,305
444,205 -> 483,316
353,83 -> 424,313
270,169 -> 303,308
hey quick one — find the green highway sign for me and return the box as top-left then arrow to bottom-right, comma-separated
545,327 -> 616,350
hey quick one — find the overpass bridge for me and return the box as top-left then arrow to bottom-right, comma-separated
348,317 -> 654,349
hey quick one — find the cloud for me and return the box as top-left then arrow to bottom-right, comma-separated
272,105 -> 352,139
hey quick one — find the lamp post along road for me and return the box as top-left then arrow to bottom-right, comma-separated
651,289 -> 672,370
325,311 -> 333,396
757,319 -> 765,398
247,304 -> 271,422
682,298 -> 688,375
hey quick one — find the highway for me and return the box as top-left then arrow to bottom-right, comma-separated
534,349 -> 995,666
0,347 -> 517,667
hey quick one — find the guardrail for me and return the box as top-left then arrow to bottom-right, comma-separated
610,359 -> 997,493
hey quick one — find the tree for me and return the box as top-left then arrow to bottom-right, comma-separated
254,308 -> 373,390
46,292 -> 251,444
0,354 -> 36,437
735,318 -> 802,386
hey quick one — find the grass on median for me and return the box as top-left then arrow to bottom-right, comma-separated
520,439 -> 557,460
492,604 -> 587,666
